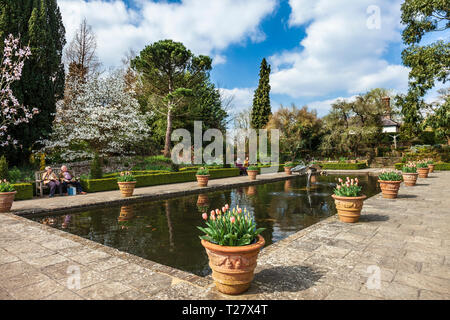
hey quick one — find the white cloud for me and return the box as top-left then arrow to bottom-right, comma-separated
270,0 -> 410,98
58,0 -> 276,68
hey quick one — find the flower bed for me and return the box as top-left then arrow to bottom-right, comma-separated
11,183 -> 33,201
81,168 -> 240,193
317,162 -> 367,170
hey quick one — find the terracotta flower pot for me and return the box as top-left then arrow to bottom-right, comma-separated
284,166 -> 293,175
332,194 -> 366,223
378,180 -> 402,199
196,175 -> 210,187
402,173 -> 418,186
417,167 -> 429,178
0,191 -> 17,213
247,170 -> 258,180
428,164 -> 435,173
117,181 -> 136,197
201,235 -> 265,295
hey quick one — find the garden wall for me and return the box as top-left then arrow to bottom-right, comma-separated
317,162 -> 368,170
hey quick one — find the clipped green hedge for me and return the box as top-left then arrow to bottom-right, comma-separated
81,168 -> 240,193
317,162 -> 367,170
395,162 -> 450,171
11,183 -> 33,201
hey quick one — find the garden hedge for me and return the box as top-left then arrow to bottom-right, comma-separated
317,162 -> 367,170
395,162 -> 450,171
12,183 -> 33,201
81,168 -> 240,193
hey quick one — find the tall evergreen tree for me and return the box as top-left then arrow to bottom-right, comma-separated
251,58 -> 271,130
0,0 -> 66,164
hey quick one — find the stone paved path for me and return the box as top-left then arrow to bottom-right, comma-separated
0,171 -> 448,300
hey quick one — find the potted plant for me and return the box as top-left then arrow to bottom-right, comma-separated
198,204 -> 265,295
247,166 -> 259,180
117,171 -> 136,197
416,160 -> 430,178
402,162 -> 418,186
426,159 -> 435,173
0,181 -> 16,213
331,177 -> 366,223
284,161 -> 294,175
196,167 -> 210,187
378,170 -> 403,199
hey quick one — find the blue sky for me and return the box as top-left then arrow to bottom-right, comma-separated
57,0 -> 448,117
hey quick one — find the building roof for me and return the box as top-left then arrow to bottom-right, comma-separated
381,117 -> 400,127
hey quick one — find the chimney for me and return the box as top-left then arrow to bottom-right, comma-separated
382,97 -> 391,119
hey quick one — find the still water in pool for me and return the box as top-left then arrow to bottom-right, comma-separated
30,175 -> 380,276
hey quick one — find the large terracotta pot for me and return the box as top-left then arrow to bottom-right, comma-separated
402,173 -> 418,186
117,181 -> 136,197
196,175 -> 210,187
247,170 -> 258,181
332,194 -> 366,223
0,191 -> 17,213
417,168 -> 429,178
378,180 -> 402,199
201,235 -> 265,295
284,166 -> 293,175
428,164 -> 435,173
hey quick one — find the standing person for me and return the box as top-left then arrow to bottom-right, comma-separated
42,166 -> 62,197
60,165 -> 87,195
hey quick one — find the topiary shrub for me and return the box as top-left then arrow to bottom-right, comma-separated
90,154 -> 103,179
0,156 -> 9,181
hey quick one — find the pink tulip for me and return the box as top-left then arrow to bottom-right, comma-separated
225,204 -> 229,210
230,216 -> 236,224
337,185 -> 341,190
222,207 -> 226,213
338,178 -> 343,183
211,214 -> 216,221
237,208 -> 242,214
202,213 -> 208,220
216,209 -> 220,215
210,210 -> 215,215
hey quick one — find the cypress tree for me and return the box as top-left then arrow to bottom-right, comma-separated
0,0 -> 66,164
251,58 -> 272,130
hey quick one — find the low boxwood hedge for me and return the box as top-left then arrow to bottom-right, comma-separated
317,162 -> 367,170
395,162 -> 450,171
11,183 -> 33,201
81,168 -> 240,193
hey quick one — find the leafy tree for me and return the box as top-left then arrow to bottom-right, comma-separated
400,0 -> 449,130
423,88 -> 450,144
39,71 -> 151,161
251,58 -> 271,130
0,0 -> 66,164
131,40 -> 212,157
265,104 -> 322,161
320,89 -> 389,157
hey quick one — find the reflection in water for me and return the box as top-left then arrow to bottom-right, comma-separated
30,175 -> 379,276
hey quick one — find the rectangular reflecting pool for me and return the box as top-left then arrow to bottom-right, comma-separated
28,175 -> 380,276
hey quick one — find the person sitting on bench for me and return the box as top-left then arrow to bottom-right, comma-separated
42,166 -> 62,197
60,165 -> 87,195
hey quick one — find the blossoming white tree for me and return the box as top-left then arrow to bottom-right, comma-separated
0,34 -> 38,147
40,71 -> 151,160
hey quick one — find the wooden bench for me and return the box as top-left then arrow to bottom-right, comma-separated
35,168 -> 76,197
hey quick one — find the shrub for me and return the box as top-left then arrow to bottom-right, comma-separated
378,170 -> 403,181
90,154 -> 103,179
416,160 -> 429,168
334,177 -> 362,197
0,156 -> 8,181
435,162 -> 450,170
197,204 -> 265,246
317,162 -> 367,170
12,183 -> 33,200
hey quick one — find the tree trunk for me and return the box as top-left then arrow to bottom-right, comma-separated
163,106 -> 173,158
